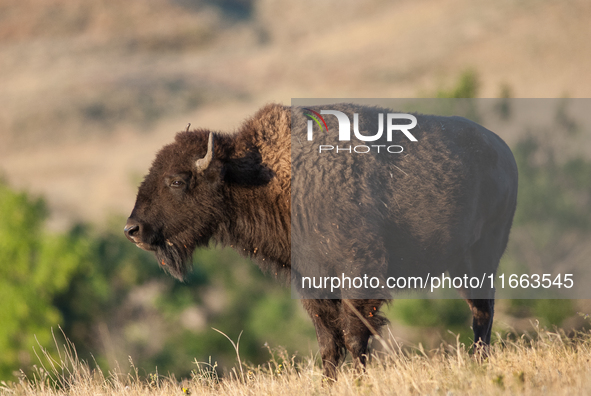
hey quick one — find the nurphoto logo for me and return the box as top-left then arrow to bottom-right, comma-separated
304,108 -> 418,154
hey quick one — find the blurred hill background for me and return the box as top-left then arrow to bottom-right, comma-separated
2,0 -> 591,228
1,0 -> 591,383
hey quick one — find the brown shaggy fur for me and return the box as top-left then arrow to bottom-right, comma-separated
125,103 -> 518,380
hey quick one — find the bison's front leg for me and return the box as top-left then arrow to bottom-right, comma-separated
302,299 -> 345,380
342,299 -> 387,371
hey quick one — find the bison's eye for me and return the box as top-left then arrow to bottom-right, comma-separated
170,179 -> 186,188
165,173 -> 190,190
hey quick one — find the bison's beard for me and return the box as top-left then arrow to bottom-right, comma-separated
154,240 -> 195,281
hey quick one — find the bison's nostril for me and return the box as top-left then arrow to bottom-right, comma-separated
125,224 -> 139,235
124,219 -> 141,242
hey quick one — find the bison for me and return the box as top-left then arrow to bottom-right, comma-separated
124,103 -> 518,380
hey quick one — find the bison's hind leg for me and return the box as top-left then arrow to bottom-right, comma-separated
455,218 -> 512,354
341,299 -> 387,371
466,297 -> 494,356
455,246 -> 497,355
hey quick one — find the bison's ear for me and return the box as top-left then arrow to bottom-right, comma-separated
195,132 -> 214,173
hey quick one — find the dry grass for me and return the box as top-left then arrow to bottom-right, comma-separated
3,324 -> 591,395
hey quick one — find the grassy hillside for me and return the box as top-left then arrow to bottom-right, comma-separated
2,0 -> 590,227
1,0 -> 591,391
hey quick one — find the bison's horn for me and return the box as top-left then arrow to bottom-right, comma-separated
195,132 -> 214,172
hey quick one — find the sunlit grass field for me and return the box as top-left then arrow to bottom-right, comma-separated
3,324 -> 591,396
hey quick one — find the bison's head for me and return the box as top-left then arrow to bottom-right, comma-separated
124,129 -> 223,280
